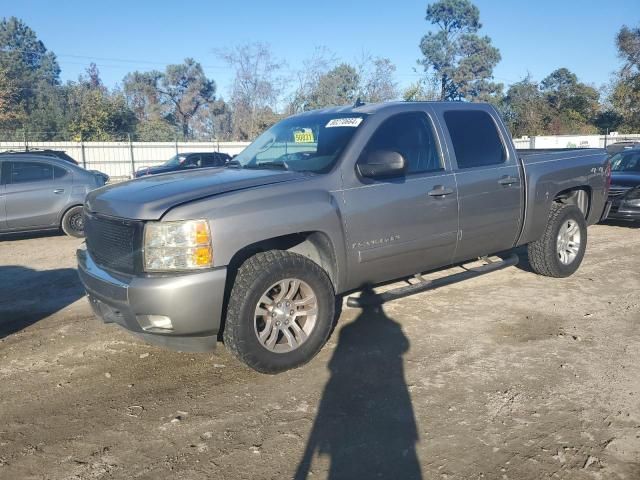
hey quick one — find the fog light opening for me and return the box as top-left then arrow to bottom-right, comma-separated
138,315 -> 174,331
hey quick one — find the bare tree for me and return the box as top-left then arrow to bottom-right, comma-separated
288,46 -> 337,114
218,42 -> 285,140
356,53 -> 399,102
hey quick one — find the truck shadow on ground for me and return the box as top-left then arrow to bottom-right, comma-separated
0,265 -> 84,339
295,287 -> 422,480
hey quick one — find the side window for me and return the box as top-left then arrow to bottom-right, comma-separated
10,161 -> 54,183
361,112 -> 442,175
54,166 -> 69,179
184,155 -> 201,167
444,110 -> 506,169
202,154 -> 220,166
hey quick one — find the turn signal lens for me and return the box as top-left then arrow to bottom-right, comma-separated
193,246 -> 213,266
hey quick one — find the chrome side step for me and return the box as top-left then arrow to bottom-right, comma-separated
346,253 -> 519,308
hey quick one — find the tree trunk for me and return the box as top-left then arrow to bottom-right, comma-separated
440,76 -> 447,101
182,118 -> 189,139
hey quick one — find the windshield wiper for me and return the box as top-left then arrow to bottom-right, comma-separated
250,161 -> 289,171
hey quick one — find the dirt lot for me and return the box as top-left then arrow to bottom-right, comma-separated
0,222 -> 639,480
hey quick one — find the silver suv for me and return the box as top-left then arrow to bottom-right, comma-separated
0,153 -> 107,237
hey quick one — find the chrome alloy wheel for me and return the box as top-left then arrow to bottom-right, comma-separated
556,219 -> 581,265
254,278 -> 318,353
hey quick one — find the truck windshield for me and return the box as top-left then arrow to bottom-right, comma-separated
162,154 -> 187,167
610,152 -> 640,172
232,113 -> 366,173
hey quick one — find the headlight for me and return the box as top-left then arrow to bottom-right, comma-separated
143,219 -> 212,272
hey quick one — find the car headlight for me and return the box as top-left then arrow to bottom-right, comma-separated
143,219 -> 213,272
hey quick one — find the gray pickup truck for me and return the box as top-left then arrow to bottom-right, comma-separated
77,102 -> 610,373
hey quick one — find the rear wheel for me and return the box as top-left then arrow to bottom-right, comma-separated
527,203 -> 587,277
223,250 -> 336,374
61,206 -> 85,238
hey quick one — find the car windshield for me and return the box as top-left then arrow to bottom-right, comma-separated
162,154 -> 187,167
610,152 -> 640,172
232,113 -> 366,173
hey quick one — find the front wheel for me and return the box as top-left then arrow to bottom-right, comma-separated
223,250 -> 336,374
527,203 -> 587,277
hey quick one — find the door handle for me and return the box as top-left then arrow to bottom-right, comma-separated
498,175 -> 519,186
428,185 -> 454,197
53,189 -> 65,194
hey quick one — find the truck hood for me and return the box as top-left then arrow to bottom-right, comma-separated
610,172 -> 640,189
85,168 -> 308,219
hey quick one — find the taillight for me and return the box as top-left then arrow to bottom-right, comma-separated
605,161 -> 612,192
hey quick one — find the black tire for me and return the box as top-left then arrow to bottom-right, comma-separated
223,250 -> 336,374
61,206 -> 85,238
527,203 -> 587,278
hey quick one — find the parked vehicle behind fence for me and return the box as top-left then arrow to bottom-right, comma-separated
0,152 -> 108,237
134,151 -> 231,178
78,101 -> 610,374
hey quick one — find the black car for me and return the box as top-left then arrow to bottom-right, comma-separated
134,151 -> 231,178
607,148 -> 640,221
605,141 -> 640,155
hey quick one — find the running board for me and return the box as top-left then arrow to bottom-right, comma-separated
346,253 -> 519,308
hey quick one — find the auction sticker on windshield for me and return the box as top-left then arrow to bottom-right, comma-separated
294,129 -> 315,143
325,117 -> 363,128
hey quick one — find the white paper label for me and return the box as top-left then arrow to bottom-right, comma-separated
325,117 -> 363,128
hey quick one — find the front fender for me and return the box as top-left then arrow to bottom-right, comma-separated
163,185 -> 348,292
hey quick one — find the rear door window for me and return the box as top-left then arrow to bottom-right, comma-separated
54,166 -> 69,179
444,110 -> 506,169
10,161 -> 54,183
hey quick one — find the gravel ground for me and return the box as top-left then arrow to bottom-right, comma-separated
0,222 -> 639,480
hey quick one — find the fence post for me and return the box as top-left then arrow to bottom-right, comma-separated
175,137 -> 179,156
80,135 -> 87,169
128,133 -> 135,177
23,131 -> 28,151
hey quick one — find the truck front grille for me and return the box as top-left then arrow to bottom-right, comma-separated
608,187 -> 631,198
84,212 -> 141,274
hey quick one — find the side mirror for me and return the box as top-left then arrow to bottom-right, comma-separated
357,150 -> 406,178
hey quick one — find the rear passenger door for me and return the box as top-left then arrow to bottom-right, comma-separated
440,108 -> 523,262
5,160 -> 72,229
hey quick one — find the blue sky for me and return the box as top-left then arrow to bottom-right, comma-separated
4,0 -> 638,99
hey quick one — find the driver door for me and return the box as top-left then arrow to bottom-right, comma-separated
341,110 -> 459,287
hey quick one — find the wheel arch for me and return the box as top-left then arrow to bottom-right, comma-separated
225,231 -> 339,292
553,186 -> 591,219
58,203 -> 84,227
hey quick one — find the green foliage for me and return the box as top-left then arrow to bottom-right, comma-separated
0,16 -> 60,133
539,68 -> 599,134
610,24 -> 640,132
305,64 -> 360,110
134,118 -> 177,142
65,66 -> 136,141
419,0 -> 501,101
159,58 -> 215,138
502,76 -> 547,137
